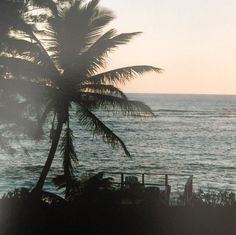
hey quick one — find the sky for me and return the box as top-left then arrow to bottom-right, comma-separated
99,0 -> 236,94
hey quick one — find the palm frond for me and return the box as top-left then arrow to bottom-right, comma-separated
1,38 -> 40,57
0,79 -> 55,102
74,31 -> 141,76
85,0 -> 100,11
52,174 -> 80,199
60,126 -> 78,179
46,0 -> 114,72
0,37 -> 52,65
11,15 -> 37,39
78,84 -> 127,99
85,65 -> 162,85
0,56 -> 54,82
76,92 -> 155,116
31,0 -> 58,17
89,7 -> 114,36
76,102 -> 130,156
8,14 -> 61,82
0,1 -> 27,36
72,0 -> 112,49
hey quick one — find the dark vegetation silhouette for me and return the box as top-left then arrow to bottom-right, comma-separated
2,186 -> 236,235
0,0 -> 161,196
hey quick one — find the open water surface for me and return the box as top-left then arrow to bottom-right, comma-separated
1,94 -> 236,195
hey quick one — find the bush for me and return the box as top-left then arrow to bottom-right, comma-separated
191,189 -> 236,207
2,188 -> 31,200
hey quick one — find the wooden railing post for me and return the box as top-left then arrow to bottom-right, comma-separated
142,174 -> 145,185
165,174 -> 168,186
165,174 -> 170,205
121,173 -> 124,189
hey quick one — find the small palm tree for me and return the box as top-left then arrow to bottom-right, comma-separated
0,0 -> 161,194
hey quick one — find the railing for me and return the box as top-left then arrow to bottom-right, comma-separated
103,172 -> 193,205
104,172 -> 192,186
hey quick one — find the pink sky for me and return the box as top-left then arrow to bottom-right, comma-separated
100,0 -> 236,94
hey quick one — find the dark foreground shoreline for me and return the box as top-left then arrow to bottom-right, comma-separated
0,199 -> 236,235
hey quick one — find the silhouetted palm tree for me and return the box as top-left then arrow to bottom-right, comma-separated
0,0 -> 161,194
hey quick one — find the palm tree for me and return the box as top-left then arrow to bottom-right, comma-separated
0,0 -> 161,194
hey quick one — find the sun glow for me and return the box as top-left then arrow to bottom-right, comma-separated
100,0 -> 236,95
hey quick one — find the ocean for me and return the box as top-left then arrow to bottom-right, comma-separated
1,93 -> 236,196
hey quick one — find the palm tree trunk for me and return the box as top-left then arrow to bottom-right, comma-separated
34,120 -> 64,192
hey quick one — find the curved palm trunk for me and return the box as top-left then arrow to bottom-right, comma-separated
34,120 -> 64,192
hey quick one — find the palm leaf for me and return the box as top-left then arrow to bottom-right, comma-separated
8,13 -> 61,82
74,31 -> 142,76
78,84 -> 127,99
31,0 -> 58,17
0,37 -> 52,65
0,56 -> 54,82
46,0 -> 114,71
76,102 -> 130,156
60,126 -> 78,179
88,7 -> 114,36
77,92 -> 155,116
0,79 -> 56,101
0,1 -> 59,78
1,37 -> 41,56
85,65 -> 162,85
0,1 -> 27,36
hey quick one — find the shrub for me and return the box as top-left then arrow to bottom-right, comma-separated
2,188 -> 30,200
191,189 -> 236,207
